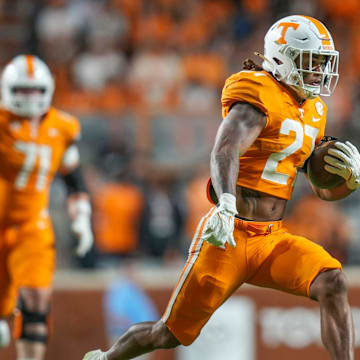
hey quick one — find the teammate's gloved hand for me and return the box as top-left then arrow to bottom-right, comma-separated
0,320 -> 10,348
71,213 -> 94,257
200,193 -> 238,248
68,197 -> 94,257
82,350 -> 108,360
324,141 -> 360,190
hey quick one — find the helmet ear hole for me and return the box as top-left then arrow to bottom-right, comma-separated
273,58 -> 283,65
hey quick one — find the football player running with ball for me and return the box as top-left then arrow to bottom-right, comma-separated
84,15 -> 357,360
0,55 -> 93,360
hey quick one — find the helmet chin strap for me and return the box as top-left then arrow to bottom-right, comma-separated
287,83 -> 317,103
286,67 -> 321,100
303,85 -> 320,99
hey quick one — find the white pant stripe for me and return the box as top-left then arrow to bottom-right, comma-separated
162,208 -> 213,322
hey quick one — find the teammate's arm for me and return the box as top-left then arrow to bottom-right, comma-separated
60,143 -> 94,256
200,102 -> 266,248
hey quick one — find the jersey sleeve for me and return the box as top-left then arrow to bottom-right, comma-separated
58,110 -> 81,146
221,72 -> 269,119
68,117 -> 81,144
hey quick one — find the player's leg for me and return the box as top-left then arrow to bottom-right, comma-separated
309,269 -> 353,359
8,216 -> 55,360
246,227 -> 353,359
0,318 -> 11,347
0,228 -> 17,348
103,320 -> 179,359
14,287 -> 52,360
84,209 -> 248,360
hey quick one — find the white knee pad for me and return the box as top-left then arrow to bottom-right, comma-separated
0,319 -> 10,347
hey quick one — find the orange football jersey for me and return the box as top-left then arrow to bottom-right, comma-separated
219,70 -> 327,200
0,106 -> 80,224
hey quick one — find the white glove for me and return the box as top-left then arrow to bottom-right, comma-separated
83,350 -> 108,360
324,141 -> 360,190
69,198 -> 94,257
72,214 -> 94,256
200,193 -> 238,248
0,320 -> 10,347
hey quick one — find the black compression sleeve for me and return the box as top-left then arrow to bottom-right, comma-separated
62,166 -> 88,194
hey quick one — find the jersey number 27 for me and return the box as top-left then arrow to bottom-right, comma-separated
261,118 -> 319,185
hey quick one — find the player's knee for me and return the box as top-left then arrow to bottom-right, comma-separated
151,321 -> 180,349
0,320 -> 10,347
313,269 -> 348,300
129,321 -> 179,350
13,296 -> 51,344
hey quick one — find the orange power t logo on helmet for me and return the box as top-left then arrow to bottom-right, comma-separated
25,55 -> 34,78
275,22 -> 299,44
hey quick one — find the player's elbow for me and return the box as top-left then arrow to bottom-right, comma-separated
317,192 -> 335,202
313,187 -> 341,202
211,144 -> 237,164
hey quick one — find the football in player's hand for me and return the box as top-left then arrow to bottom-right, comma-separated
307,139 -> 345,189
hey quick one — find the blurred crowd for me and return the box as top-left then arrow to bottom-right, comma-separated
1,0 -> 360,268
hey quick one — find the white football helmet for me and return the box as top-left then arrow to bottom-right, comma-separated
1,55 -> 54,117
262,15 -> 339,98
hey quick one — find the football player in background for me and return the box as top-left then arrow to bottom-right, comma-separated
0,55 -> 93,360
84,15 -> 358,360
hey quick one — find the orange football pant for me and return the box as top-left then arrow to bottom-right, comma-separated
0,215 -> 55,317
162,207 -> 342,346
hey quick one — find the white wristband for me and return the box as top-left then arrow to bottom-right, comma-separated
75,199 -> 91,215
219,193 -> 237,214
68,197 -> 91,221
70,199 -> 91,215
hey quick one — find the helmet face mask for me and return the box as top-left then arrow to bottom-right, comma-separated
1,55 -> 54,117
262,15 -> 339,99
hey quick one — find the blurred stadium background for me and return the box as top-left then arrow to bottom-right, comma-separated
1,0 -> 360,359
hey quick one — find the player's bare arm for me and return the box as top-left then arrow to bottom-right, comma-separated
210,102 -> 287,221
210,102 -> 266,197
199,102 -> 266,248
310,178 -> 354,201
60,144 -> 94,257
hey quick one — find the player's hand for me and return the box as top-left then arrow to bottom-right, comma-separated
82,349 -> 108,360
68,196 -> 94,257
324,141 -> 360,190
0,320 -> 10,347
71,214 -> 94,257
200,193 -> 238,248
